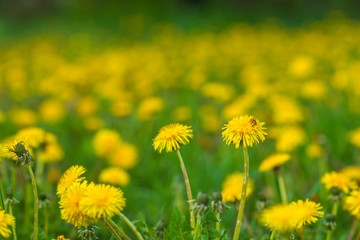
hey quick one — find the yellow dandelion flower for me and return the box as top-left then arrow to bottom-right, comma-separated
99,167 -> 130,186
321,171 -> 357,194
136,97 -> 164,121
52,235 -> 70,240
93,129 -> 122,158
153,123 -> 193,153
275,125 -> 305,152
344,190 -> 360,218
15,127 -> 46,149
38,142 -> 64,163
57,165 -> 86,196
59,181 -> 94,228
290,199 -> 324,228
222,115 -> 266,148
348,128 -> 360,148
10,108 -> 37,127
39,99 -> 66,123
341,166 -> 360,182
0,210 -> 15,238
80,183 -> 126,219
259,204 -> 297,232
172,106 -> 192,122
76,97 -> 98,117
109,143 -> 138,169
221,172 -> 254,203
259,153 -> 291,172
306,142 -> 323,158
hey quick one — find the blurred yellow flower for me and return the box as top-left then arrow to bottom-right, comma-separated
76,97 -> 98,117
348,128 -> 360,148
200,105 -> 221,133
84,117 -> 104,131
306,142 -> 323,158
10,108 -> 37,127
80,183 -> 126,219
57,165 -> 86,196
259,204 -> 296,232
38,141 -> 64,163
15,127 -> 46,149
99,167 -> 130,186
270,96 -> 303,124
301,80 -> 327,100
222,115 -> 266,148
201,82 -> 235,103
153,123 -> 193,153
259,153 -> 291,172
172,106 -> 192,122
221,172 -> 254,203
93,129 -> 122,158
0,210 -> 16,238
344,190 -> 360,218
275,125 -> 305,152
52,235 -> 70,240
340,166 -> 360,182
111,100 -> 133,117
288,56 -> 314,78
136,97 -> 164,121
321,171 -> 357,194
39,99 -> 66,123
109,143 -> 138,169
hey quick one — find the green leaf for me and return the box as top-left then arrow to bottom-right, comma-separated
138,213 -> 158,239
169,207 -> 192,240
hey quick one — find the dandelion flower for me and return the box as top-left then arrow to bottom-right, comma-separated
93,129 -> 122,158
109,143 -> 138,169
57,165 -> 86,196
344,190 -> 360,218
222,115 -> 266,148
99,167 -> 130,186
321,171 -> 357,194
52,236 -> 70,240
259,204 -> 297,232
275,125 -> 305,152
291,199 -> 324,228
348,128 -> 360,148
80,183 -> 126,219
59,181 -> 94,228
0,210 -> 16,238
306,142 -> 323,158
153,123 -> 193,153
259,153 -> 291,172
221,172 -> 254,203
15,127 -> 46,149
341,166 -> 360,182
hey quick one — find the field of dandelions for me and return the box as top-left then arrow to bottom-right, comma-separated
1,9 -> 360,240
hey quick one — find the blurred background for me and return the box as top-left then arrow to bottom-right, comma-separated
1,0 -> 360,239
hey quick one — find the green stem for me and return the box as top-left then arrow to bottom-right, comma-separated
27,165 -> 38,240
11,168 -> 16,195
232,147 -> 249,240
9,203 -> 17,240
101,217 -> 123,240
277,172 -> 288,203
107,217 -> 132,240
176,150 -> 195,229
118,212 -> 144,240
215,211 -> 220,240
326,202 -> 339,240
35,160 -> 44,186
193,215 -> 201,240
270,230 -> 276,240
348,218 -> 358,240
44,204 -> 48,240
0,178 -> 5,210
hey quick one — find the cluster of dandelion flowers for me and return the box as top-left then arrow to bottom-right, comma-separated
59,181 -> 95,228
52,236 -> 70,240
153,123 -> 193,153
222,115 -> 266,148
57,165 -> 86,196
344,190 -> 360,218
80,183 -> 126,219
321,171 -> 357,194
260,199 -> 323,232
259,153 -> 291,172
0,210 -> 15,238
221,172 -> 254,203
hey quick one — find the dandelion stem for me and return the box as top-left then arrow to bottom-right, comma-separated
176,149 -> 195,229
215,211 -> 220,240
108,216 -> 133,240
11,168 -> 16,195
44,203 -> 48,240
27,164 -> 38,240
243,214 -> 254,238
270,230 -> 276,240
9,203 -> 17,240
0,178 -> 5,210
101,217 -> 125,240
348,218 -> 358,240
332,202 -> 338,216
118,212 -> 144,240
232,147 -> 249,240
193,215 -> 201,240
277,171 -> 288,203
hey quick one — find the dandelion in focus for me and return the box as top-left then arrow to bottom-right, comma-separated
57,165 -> 86,196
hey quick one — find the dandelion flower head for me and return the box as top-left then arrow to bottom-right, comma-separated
222,115 -> 266,148
52,235 -> 70,240
259,204 -> 297,232
221,172 -> 254,203
344,190 -> 360,218
57,165 -> 86,196
109,143 -> 138,169
341,166 -> 360,182
321,171 -> 357,194
0,210 -> 16,238
153,123 -> 193,153
290,199 -> 324,228
99,167 -> 130,186
80,183 -> 126,219
93,129 -> 122,158
259,153 -> 291,172
59,181 -> 94,228
348,128 -> 360,148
